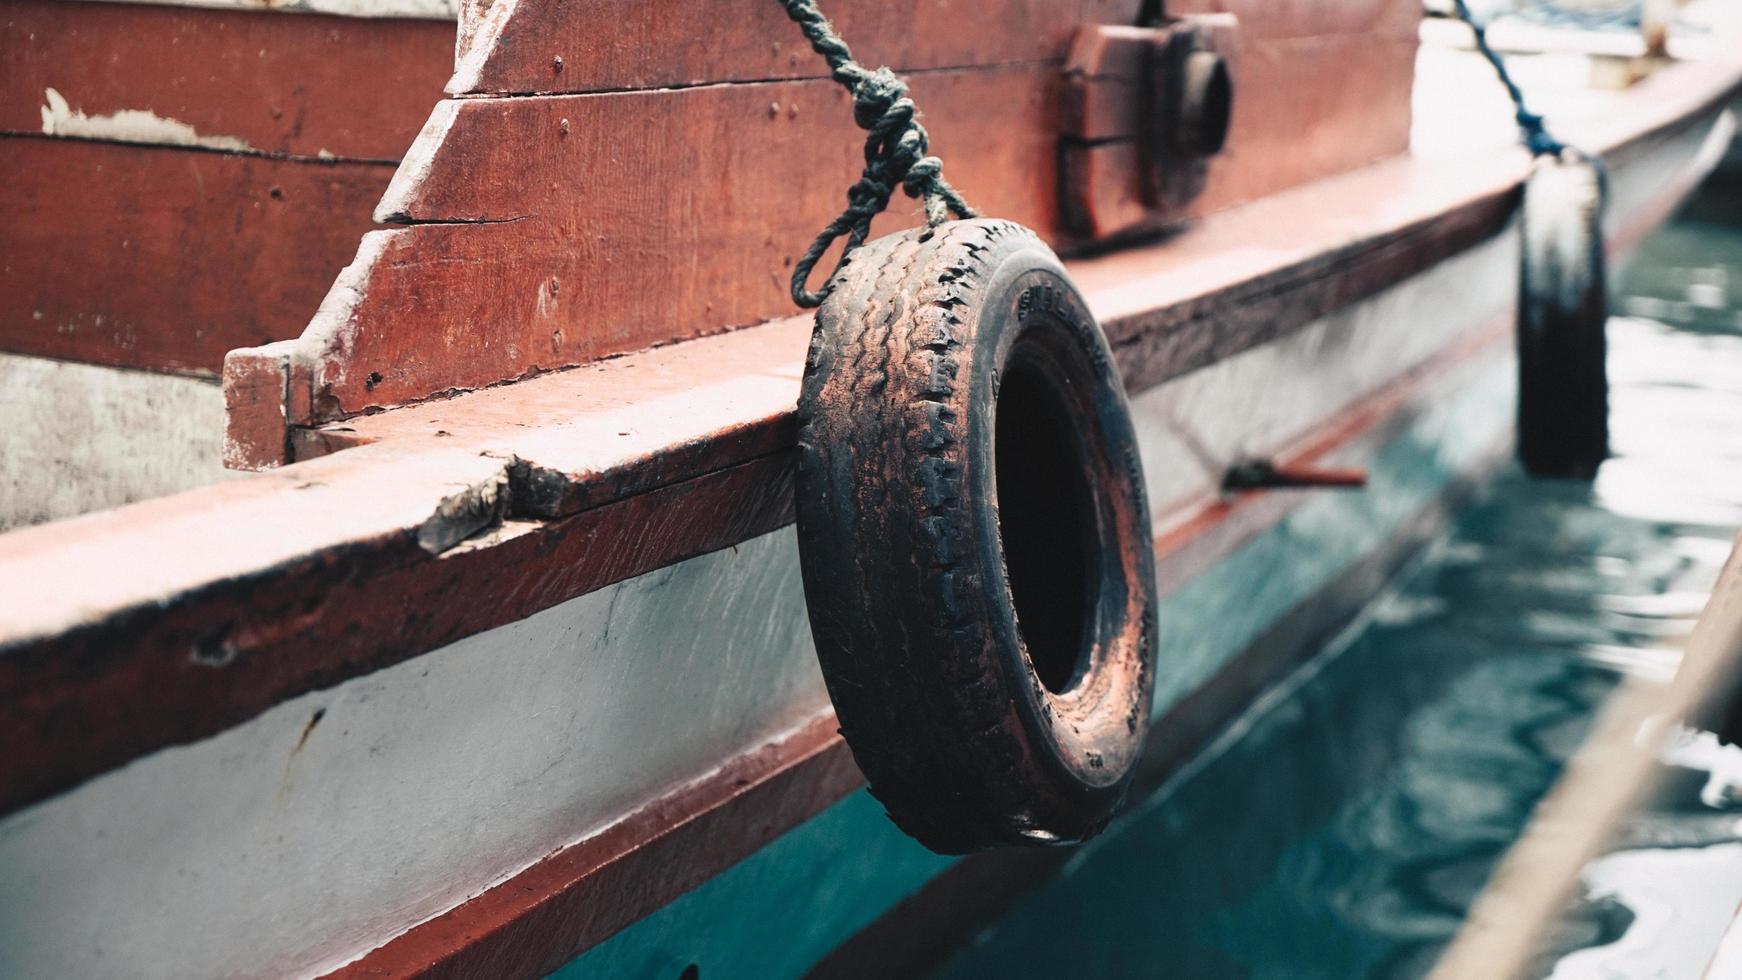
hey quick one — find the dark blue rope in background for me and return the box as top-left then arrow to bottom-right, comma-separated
1449,0 -> 1569,156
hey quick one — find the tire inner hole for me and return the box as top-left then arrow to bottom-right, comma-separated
995,345 -> 1101,694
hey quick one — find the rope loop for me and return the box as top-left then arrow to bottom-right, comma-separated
776,0 -> 978,307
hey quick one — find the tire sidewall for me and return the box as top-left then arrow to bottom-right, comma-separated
963,241 -> 1157,815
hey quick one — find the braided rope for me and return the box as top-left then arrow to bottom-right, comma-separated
1449,0 -> 1568,157
776,0 -> 978,307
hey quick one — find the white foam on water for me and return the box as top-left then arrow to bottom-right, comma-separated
1548,843 -> 1742,980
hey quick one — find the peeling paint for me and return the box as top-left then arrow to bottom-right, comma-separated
375,101 -> 461,223
450,0 -> 520,92
415,469 -> 509,554
39,88 -> 257,153
501,454 -> 572,518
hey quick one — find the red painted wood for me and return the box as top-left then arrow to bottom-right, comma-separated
1193,32 -> 1417,213
451,0 -> 1144,95
0,138 -> 395,375
321,67 -> 1062,418
1168,0 -> 1417,41
1,0 -> 452,160
0,0 -> 450,375
225,1 -> 1428,463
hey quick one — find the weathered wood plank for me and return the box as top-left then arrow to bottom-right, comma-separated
0,138 -> 396,375
0,0 -> 449,377
1,0 -> 451,160
58,0 -> 459,20
232,25 -> 1420,441
1168,0 -> 1417,41
1199,33 -> 1418,210
334,67 -> 1059,418
450,0 -> 1143,95
450,0 -> 1419,98
0,138 -> 398,375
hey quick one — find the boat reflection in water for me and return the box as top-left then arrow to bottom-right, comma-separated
939,184 -> 1742,980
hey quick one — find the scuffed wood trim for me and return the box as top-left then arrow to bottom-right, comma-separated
220,232 -> 396,468
0,140 -> 402,377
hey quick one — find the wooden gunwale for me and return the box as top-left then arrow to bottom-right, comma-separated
0,51 -> 1735,823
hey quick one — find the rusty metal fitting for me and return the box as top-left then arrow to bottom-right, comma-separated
1222,459 -> 1369,492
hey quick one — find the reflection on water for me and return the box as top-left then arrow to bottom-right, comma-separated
937,187 -> 1742,979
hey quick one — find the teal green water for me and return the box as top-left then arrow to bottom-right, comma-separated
937,188 -> 1742,978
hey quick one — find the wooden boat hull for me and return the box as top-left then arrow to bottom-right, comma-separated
0,106 -> 1731,978
1,3 -> 1738,976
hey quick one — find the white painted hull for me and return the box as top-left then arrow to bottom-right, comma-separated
0,354 -> 231,532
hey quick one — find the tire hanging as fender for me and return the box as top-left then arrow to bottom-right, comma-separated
1517,150 -> 1610,479
770,0 -> 1158,853
795,220 -> 1158,854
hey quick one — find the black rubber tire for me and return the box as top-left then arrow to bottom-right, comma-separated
1518,151 -> 1610,479
794,219 -> 1157,854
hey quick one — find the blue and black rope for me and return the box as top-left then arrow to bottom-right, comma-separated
1448,0 -> 1569,157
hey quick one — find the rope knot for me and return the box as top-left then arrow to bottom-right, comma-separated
850,68 -> 908,128
777,0 -> 978,307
